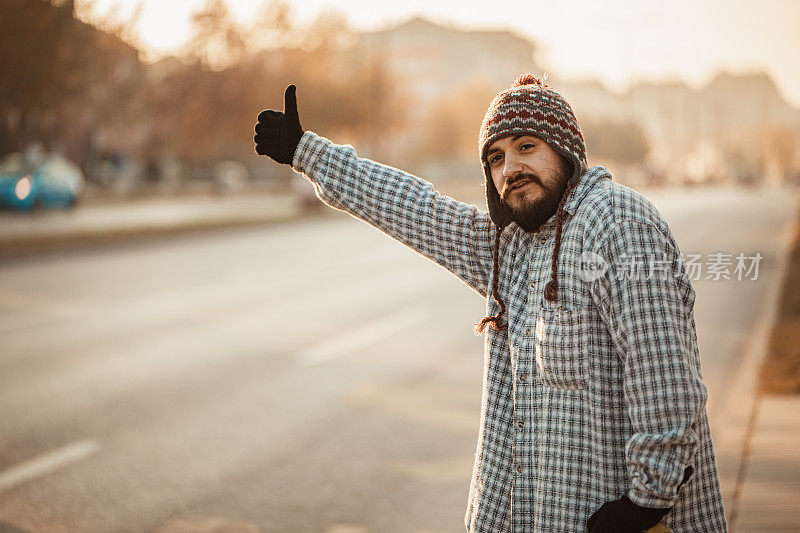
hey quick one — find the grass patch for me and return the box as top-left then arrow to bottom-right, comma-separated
760,209 -> 800,394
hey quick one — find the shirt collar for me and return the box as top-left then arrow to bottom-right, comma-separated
562,166 -> 612,216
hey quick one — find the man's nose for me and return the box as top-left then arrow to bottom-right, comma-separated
502,155 -> 523,180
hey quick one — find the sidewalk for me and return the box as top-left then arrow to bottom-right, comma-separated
730,197 -> 800,531
712,189 -> 800,532
732,395 -> 800,532
0,192 -> 311,259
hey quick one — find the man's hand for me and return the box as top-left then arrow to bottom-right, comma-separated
254,84 -> 304,165
586,466 -> 692,532
586,495 -> 669,532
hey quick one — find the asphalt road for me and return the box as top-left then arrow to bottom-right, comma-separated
0,184 -> 796,533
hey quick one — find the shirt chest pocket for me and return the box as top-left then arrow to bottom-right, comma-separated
531,306 -> 590,390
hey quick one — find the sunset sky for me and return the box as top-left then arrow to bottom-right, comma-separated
78,0 -> 800,106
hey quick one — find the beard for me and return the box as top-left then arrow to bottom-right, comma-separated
499,156 -> 572,233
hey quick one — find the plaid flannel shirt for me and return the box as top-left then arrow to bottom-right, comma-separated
292,131 -> 728,532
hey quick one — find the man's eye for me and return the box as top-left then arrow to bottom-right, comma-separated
521,143 -> 534,150
489,155 -> 501,164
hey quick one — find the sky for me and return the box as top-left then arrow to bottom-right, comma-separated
78,0 -> 800,107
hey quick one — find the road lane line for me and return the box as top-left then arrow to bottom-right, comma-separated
300,304 -> 431,366
0,439 -> 102,492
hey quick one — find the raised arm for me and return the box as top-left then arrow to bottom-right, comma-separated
255,85 -> 495,297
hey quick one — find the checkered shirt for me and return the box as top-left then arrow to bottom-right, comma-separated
292,131 -> 728,532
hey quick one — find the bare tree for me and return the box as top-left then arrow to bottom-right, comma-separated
183,0 -> 247,71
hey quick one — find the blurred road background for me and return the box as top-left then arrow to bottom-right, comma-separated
3,0 -> 800,531
0,183 -> 796,532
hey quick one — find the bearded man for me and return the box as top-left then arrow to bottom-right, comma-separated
254,74 -> 727,532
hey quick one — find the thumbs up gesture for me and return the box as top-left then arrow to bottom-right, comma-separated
254,84 -> 304,165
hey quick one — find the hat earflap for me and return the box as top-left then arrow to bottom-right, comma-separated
483,162 -> 511,229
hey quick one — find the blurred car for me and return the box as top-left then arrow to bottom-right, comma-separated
0,152 -> 85,210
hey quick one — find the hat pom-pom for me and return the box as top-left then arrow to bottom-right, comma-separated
513,73 -> 549,88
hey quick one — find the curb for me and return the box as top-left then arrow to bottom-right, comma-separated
712,191 -> 800,530
0,194 -> 324,261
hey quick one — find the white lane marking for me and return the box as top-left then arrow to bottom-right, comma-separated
301,304 -> 431,366
0,439 -> 102,492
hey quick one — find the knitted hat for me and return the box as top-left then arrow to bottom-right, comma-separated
474,73 -> 591,335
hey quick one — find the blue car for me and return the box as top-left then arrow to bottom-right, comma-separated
0,153 -> 84,211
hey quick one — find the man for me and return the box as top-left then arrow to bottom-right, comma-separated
254,75 -> 728,532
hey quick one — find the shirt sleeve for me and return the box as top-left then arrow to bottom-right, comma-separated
291,130 -> 495,298
589,218 -> 706,508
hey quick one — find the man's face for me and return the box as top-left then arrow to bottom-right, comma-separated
486,134 -> 572,232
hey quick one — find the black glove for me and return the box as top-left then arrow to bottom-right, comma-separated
254,84 -> 304,165
586,494 -> 668,532
586,466 -> 693,533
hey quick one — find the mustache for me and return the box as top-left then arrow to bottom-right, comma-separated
505,173 -> 543,193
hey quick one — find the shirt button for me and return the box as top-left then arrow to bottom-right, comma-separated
525,327 -> 531,334
516,464 -> 524,473
517,419 -> 524,430
519,373 -> 528,382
